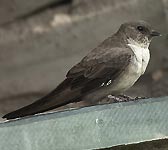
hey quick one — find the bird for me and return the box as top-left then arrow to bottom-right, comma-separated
3,21 -> 161,119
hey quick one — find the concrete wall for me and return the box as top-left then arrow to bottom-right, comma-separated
0,0 -> 168,117
0,0 -> 64,24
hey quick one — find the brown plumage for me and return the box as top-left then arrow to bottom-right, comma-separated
3,21 -> 160,119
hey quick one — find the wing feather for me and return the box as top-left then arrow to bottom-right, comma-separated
67,47 -> 132,93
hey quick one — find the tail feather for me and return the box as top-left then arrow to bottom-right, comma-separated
3,79 -> 81,119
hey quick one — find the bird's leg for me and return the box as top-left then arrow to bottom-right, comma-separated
106,94 -> 147,103
107,95 -> 127,102
118,95 -> 148,101
118,94 -> 134,100
107,95 -> 122,101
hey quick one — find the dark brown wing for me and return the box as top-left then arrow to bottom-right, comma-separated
3,46 -> 132,119
67,47 -> 132,93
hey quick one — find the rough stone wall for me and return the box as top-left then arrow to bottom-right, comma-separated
0,0 -> 167,118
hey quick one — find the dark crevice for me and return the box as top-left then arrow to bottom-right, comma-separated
19,0 -> 73,19
1,0 -> 73,26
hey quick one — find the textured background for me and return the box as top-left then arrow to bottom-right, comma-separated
0,0 -> 168,118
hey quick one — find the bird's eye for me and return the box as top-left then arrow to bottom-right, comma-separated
137,26 -> 144,32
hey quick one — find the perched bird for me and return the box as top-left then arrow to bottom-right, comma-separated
3,21 -> 160,119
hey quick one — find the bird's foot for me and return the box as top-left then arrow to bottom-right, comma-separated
102,95 -> 148,104
107,95 -> 123,102
118,95 -> 148,101
134,96 -> 148,100
107,95 -> 130,103
118,94 -> 134,101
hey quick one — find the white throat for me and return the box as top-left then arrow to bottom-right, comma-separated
127,38 -> 150,75
127,38 -> 150,49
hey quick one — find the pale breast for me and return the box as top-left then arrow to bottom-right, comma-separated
82,43 -> 150,101
110,43 -> 150,93
128,43 -> 150,75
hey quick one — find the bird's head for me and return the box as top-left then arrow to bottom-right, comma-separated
117,21 -> 161,48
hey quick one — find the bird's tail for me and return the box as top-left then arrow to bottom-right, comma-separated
3,78 -> 81,119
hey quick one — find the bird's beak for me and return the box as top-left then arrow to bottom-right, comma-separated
150,30 -> 161,37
